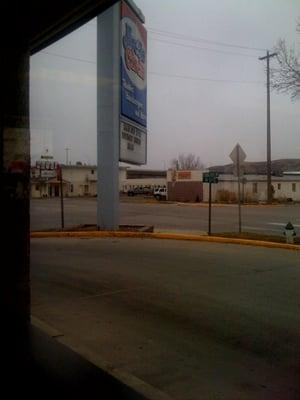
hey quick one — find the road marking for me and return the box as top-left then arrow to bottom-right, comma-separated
268,222 -> 300,227
79,287 -> 145,300
243,226 -> 282,232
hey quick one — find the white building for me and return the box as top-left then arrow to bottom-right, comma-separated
31,163 -> 166,198
203,172 -> 300,202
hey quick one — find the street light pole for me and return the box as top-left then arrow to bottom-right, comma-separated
259,50 -> 277,203
65,147 -> 69,165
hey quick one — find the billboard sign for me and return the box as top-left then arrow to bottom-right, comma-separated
120,1 -> 147,128
41,170 -> 56,178
120,118 -> 146,164
177,171 -> 192,180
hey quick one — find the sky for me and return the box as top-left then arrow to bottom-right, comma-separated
30,0 -> 299,169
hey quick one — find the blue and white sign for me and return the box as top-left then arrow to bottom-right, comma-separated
120,1 -> 147,128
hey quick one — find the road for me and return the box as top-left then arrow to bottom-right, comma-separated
30,197 -> 300,235
31,237 -> 300,400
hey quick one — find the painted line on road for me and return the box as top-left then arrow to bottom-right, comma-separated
30,230 -> 300,251
32,316 -> 174,400
243,226 -> 282,233
79,287 -> 147,300
268,222 -> 300,227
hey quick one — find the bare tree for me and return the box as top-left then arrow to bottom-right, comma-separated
271,20 -> 300,99
170,153 -> 205,170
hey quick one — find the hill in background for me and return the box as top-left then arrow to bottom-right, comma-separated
209,159 -> 300,175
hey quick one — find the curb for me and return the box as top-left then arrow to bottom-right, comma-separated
31,316 -> 173,400
30,230 -> 300,251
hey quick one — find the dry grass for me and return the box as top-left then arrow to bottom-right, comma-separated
214,231 -> 300,245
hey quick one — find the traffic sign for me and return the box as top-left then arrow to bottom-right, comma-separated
229,143 -> 246,165
203,172 -> 219,184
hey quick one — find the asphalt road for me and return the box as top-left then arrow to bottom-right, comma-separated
30,197 -> 300,235
31,237 -> 300,400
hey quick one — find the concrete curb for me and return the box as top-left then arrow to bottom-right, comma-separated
30,230 -> 300,251
31,316 -> 173,400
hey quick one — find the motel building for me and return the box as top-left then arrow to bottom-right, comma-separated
30,162 -> 167,198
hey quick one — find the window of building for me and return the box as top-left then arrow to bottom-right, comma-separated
292,183 -> 296,192
277,183 -> 281,190
91,169 -> 94,174
70,184 -> 74,193
252,183 -> 258,194
35,184 -> 40,191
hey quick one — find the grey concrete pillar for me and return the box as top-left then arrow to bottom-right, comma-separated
97,3 -> 120,230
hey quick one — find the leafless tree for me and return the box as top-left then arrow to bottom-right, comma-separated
271,20 -> 300,100
170,153 -> 205,170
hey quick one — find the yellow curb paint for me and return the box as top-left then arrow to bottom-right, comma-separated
30,230 -> 300,251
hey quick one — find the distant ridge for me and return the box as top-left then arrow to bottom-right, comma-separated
209,159 -> 300,175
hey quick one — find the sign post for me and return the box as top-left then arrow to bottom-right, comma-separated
208,180 -> 212,235
203,171 -> 219,235
229,143 -> 246,234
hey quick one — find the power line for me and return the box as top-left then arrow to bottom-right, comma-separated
148,27 -> 266,52
40,51 -> 95,64
149,71 -> 264,85
82,22 -> 267,53
149,37 -> 259,58
38,51 -> 263,85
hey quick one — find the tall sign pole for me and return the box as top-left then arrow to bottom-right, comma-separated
97,0 -> 147,230
259,51 -> 277,203
97,4 -> 121,230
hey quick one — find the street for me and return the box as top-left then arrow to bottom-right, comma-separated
31,197 -> 300,235
31,237 -> 300,400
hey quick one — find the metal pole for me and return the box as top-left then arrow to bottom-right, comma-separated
259,51 -> 277,203
59,166 -> 64,229
237,146 -> 242,234
266,51 -> 272,203
65,147 -> 69,165
208,181 -> 212,235
242,179 -> 245,203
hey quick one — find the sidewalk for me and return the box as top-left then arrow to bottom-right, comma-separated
3,323 -> 149,399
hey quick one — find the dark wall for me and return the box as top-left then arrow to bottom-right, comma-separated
1,1 -> 30,331
168,182 -> 203,202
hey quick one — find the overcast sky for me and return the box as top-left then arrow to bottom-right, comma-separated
30,0 -> 299,169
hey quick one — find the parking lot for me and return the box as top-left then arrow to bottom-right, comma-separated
31,237 -> 300,400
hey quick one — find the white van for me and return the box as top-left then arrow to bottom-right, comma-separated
153,187 -> 167,201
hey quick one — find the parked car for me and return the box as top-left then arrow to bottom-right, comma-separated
153,187 -> 167,200
127,187 -> 153,196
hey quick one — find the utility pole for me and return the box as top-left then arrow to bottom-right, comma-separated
237,148 -> 242,234
259,50 -> 277,203
65,147 -> 69,165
